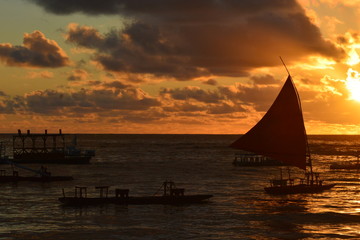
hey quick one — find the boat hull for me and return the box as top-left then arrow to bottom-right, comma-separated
0,175 -> 73,182
264,183 -> 336,195
232,154 -> 285,167
59,195 -> 213,206
233,161 -> 285,167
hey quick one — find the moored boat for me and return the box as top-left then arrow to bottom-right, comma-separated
0,173 -> 73,183
233,153 -> 285,166
230,58 -> 335,194
0,158 -> 73,182
264,180 -> 335,194
59,181 -> 213,206
263,171 -> 335,194
12,129 -> 94,164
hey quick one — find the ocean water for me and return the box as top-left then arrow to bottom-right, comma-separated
0,134 -> 359,239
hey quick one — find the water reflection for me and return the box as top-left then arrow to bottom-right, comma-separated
251,186 -> 360,239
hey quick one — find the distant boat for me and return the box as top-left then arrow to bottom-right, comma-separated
330,154 -> 360,170
0,171 -> 73,183
59,181 -> 213,206
232,153 -> 285,166
230,59 -> 335,194
11,129 -> 95,164
0,158 -> 73,183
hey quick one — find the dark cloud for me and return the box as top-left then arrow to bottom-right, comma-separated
160,87 -> 224,103
207,102 -> 246,115
23,85 -> 160,115
159,87 -> 249,115
203,79 -> 218,86
337,32 -> 360,46
31,0 -> 345,79
66,23 -> 207,80
122,110 -> 167,123
66,24 -> 104,49
0,100 -> 16,114
29,0 -> 299,18
67,69 -> 88,81
25,90 -> 75,114
29,0 -> 125,15
102,81 -> 130,89
163,102 -> 207,113
160,82 -> 283,113
250,74 -> 280,85
0,31 -> 69,68
218,84 -> 281,111
87,80 -> 102,86
0,95 -> 24,114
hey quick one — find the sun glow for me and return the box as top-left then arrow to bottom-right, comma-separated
344,32 -> 360,66
345,68 -> 360,102
346,48 -> 360,66
295,56 -> 336,70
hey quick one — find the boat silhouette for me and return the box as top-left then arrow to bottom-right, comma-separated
59,180 -> 213,206
0,158 -> 73,182
230,58 -> 335,194
232,153 -> 285,166
11,129 -> 94,164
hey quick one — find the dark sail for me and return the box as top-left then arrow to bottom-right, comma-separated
230,75 -> 307,170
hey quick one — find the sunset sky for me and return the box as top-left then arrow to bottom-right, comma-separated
0,0 -> 360,134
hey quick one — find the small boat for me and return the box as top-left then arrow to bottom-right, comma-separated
233,153 -> 285,166
230,58 -> 335,194
0,158 -> 73,182
0,171 -> 73,182
263,170 -> 334,194
264,178 -> 335,194
59,181 -> 213,206
330,155 -> 360,170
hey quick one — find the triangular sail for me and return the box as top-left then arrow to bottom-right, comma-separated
230,75 -> 307,170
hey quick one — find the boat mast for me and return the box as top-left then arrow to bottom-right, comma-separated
280,56 -> 290,76
279,57 -> 313,177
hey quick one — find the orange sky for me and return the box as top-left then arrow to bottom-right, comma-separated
0,0 -> 360,134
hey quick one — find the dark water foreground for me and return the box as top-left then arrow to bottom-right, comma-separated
0,134 -> 360,239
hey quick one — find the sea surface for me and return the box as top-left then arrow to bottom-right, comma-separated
0,134 -> 360,239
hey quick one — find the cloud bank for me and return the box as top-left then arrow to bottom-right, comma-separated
0,31 -> 69,68
30,0 -> 345,79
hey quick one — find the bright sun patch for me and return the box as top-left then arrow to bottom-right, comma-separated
345,68 -> 360,102
346,48 -> 360,66
344,32 -> 360,66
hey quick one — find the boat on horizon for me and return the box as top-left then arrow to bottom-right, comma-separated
59,181 -> 213,206
232,152 -> 285,166
10,129 -> 95,164
230,59 -> 335,194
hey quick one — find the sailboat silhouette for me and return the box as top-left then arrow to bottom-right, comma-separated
231,59 -> 335,194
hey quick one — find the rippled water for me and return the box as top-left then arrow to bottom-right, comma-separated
0,134 -> 360,239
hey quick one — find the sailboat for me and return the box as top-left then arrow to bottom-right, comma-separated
230,60 -> 335,194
